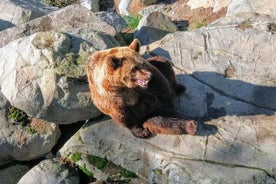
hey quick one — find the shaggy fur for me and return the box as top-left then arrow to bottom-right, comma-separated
86,39 -> 197,138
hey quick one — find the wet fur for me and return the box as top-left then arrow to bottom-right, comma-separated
86,39 -> 197,138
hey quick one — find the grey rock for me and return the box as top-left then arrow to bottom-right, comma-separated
139,4 -> 166,16
59,14 -> 276,183
118,0 -> 131,15
79,0 -> 100,12
96,11 -> 127,32
59,118 -> 276,183
0,117 -> 60,165
148,15 -> 276,117
134,11 -> 178,45
0,92 -> 60,165
0,30 -> 118,124
187,0 -> 231,12
0,0 -> 58,31
18,158 -> 79,184
0,4 -> 117,48
226,0 -> 254,16
227,0 -> 276,18
0,164 -> 29,184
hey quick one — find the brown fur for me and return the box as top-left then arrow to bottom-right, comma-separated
86,39 -> 197,138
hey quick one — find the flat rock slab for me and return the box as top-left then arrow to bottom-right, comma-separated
59,117 -> 276,183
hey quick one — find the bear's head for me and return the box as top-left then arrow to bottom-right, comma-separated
87,39 -> 153,93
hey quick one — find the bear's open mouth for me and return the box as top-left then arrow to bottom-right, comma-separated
133,78 -> 150,88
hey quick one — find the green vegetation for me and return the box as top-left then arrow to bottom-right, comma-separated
70,152 -> 82,162
87,155 -> 109,170
123,15 -> 142,30
27,127 -> 37,135
78,134 -> 84,144
195,21 -> 206,29
8,106 -> 30,126
120,168 -> 137,178
79,164 -> 93,177
41,0 -> 79,7
153,168 -> 162,175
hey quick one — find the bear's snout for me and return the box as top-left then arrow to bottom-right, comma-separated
132,69 -> 152,89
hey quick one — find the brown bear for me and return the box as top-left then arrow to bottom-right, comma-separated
86,39 -> 197,138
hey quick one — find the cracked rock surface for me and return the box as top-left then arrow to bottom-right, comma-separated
59,13 -> 276,183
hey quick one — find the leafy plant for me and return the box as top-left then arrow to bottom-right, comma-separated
8,106 -> 30,126
123,15 -> 142,30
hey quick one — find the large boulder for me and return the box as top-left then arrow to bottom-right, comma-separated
0,164 -> 29,184
0,4 -> 117,48
134,11 -> 178,45
227,0 -> 276,18
0,0 -> 58,31
59,14 -> 276,183
0,30 -> 120,124
18,158 -> 79,184
0,90 -> 61,165
79,0 -> 100,12
96,11 -> 127,32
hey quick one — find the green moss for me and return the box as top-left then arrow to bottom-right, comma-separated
87,155 -> 108,170
27,127 -> 37,135
153,168 -> 162,175
32,32 -> 55,49
8,106 -> 30,126
78,135 -> 84,144
120,168 -> 137,178
55,50 -> 90,78
70,152 -> 82,162
195,22 -> 206,29
79,164 -> 93,177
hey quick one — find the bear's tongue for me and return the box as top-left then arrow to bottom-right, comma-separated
135,78 -> 148,88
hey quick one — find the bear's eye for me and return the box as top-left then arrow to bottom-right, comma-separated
110,57 -> 126,69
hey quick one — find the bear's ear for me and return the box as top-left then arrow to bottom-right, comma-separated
129,39 -> 140,52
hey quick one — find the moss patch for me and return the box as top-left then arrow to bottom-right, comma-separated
55,49 -> 91,78
8,106 -> 30,126
69,152 -> 82,162
87,155 -> 109,171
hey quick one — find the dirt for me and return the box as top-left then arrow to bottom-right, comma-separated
112,0 -> 227,29
165,0 -> 227,29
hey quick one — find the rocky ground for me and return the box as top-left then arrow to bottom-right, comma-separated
0,0 -> 276,184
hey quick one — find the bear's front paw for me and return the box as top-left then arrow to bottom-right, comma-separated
131,126 -> 152,139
